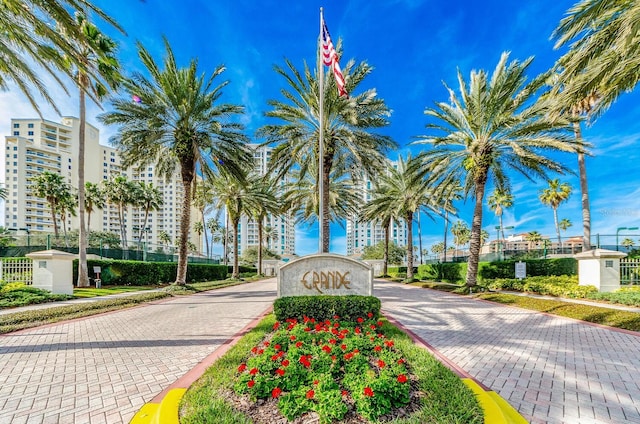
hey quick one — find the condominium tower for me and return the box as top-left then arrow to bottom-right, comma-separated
4,117 -> 198,249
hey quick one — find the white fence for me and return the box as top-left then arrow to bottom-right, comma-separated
0,258 -> 33,285
620,258 -> 640,285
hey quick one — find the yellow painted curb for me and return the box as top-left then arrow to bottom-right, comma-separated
463,379 -> 527,424
130,388 -> 186,424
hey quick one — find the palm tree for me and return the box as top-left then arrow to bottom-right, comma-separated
540,179 -> 572,247
487,189 -> 514,242
99,39 -> 249,285
451,221 -> 471,259
103,175 -> 135,248
206,218 -> 221,258
418,52 -> 579,289
134,182 -> 163,243
193,181 -> 215,258
193,221 -> 204,254
84,181 -> 105,231
158,230 -> 171,252
263,225 -> 279,251
525,231 -> 543,250
480,229 -> 490,246
31,171 -> 68,238
438,182 -> 461,263
211,223 -> 231,265
0,0 -> 121,115
260,56 -> 396,252
362,180 -> 400,278
245,175 -> 280,275
366,155 -> 436,281
622,238 -> 635,252
0,184 -> 6,200
56,189 -> 77,246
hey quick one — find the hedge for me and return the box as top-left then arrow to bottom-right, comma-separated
416,258 -> 577,283
72,259 -> 229,285
273,295 -> 381,322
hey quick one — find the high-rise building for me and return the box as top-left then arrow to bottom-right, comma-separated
234,144 -> 295,257
4,117 -> 198,250
345,168 -> 408,256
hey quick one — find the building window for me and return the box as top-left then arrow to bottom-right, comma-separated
28,123 -> 34,128
13,123 -> 19,128
13,131 -> 19,136
27,131 -> 34,136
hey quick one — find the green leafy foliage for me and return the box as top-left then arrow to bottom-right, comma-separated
479,258 -> 577,279
72,259 -> 229,285
273,296 -> 381,322
588,287 -> 640,306
486,275 -> 597,298
361,241 -> 405,264
0,282 -> 72,308
417,263 -> 468,282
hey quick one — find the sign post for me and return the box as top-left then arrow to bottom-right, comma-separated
515,261 -> 526,280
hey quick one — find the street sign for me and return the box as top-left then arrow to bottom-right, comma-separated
515,261 -> 526,279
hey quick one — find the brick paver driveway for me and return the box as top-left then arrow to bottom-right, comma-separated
0,279 -> 276,424
376,280 -> 640,424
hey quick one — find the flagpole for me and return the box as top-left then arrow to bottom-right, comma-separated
318,7 -> 325,253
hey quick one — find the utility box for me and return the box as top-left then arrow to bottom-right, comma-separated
574,249 -> 627,293
26,250 -> 76,295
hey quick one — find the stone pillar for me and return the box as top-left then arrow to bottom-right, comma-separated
363,260 -> 385,277
574,248 -> 627,293
26,250 -> 76,295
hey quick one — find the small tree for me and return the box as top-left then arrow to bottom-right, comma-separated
362,241 -> 405,265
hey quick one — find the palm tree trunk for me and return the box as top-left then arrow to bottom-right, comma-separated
466,175 -> 487,288
119,205 -> 127,249
499,214 -> 505,242
574,122 -> 591,251
554,207 -> 561,247
417,211 -> 423,265
443,210 -> 449,262
224,211 -> 229,266
202,210 -> 210,258
257,217 -> 264,275
77,88 -> 89,286
383,224 -> 389,277
176,168 -> 194,285
232,217 -> 240,279
406,211 -> 414,280
87,211 -> 92,232
50,199 -> 59,239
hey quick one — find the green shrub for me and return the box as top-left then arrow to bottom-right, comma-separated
0,282 -> 27,293
273,295 -> 381,322
479,258 -> 576,279
228,265 -> 257,275
486,275 -> 597,298
0,286 -> 72,308
73,260 -> 228,285
588,287 -> 640,306
417,263 -> 467,283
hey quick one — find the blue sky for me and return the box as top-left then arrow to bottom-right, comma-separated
2,0 -> 640,256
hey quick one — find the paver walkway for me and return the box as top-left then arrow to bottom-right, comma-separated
0,279 -> 277,424
376,280 -> 640,424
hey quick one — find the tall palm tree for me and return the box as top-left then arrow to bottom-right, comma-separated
487,189 -> 514,242
206,217 -> 221,258
366,155 -> 436,281
362,180 -> 400,278
59,12 -> 120,287
540,179 -> 572,247
192,181 -> 215,258
102,175 -> 135,248
263,225 -> 279,251
418,52 -> 579,289
193,221 -> 204,254
31,171 -> 68,238
99,39 -> 249,285
158,230 -> 171,252
559,218 -> 572,233
451,220 -> 471,258
439,182 -> 461,263
0,184 -> 6,200
56,189 -> 77,246
259,56 -> 396,252
245,175 -> 280,275
84,181 -> 105,231
0,0 -> 122,115
525,231 -> 543,250
134,181 -> 163,243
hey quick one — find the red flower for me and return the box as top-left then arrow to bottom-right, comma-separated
340,344 -> 347,351
338,334 -> 345,340
273,321 -> 280,330
322,345 -> 332,353
325,319 -> 331,325
398,358 -> 406,364
334,322 -> 340,328
357,317 -> 364,323
333,315 -> 340,320
370,325 -> 377,330
295,341 -> 303,348
353,348 -> 360,353
290,335 -> 296,341
304,327 -> 311,332
313,379 -> 319,385
251,346 -> 258,354
271,354 -> 279,361
377,359 -> 386,368
364,387 -> 374,397
299,355 -> 311,368
355,327 -> 362,334
306,389 -> 315,399
341,390 -> 348,396
377,321 -> 383,327
367,312 -> 373,318
397,374 -> 408,383
257,349 -> 264,355
385,340 -> 394,347
344,353 -> 354,360
374,345 -> 382,352
247,380 -> 255,388
249,367 -> 258,375
331,355 -> 336,361
328,338 -> 337,345
237,363 -> 247,373
264,341 -> 270,347
282,359 -> 290,367
274,344 -> 281,351
275,368 -> 285,376
272,387 -> 282,398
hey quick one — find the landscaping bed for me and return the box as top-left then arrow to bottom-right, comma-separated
180,312 -> 483,424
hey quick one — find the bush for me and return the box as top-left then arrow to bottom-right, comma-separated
479,258 -> 576,279
73,259 -> 228,286
417,263 -> 467,283
0,286 -> 72,308
486,275 -> 597,298
588,287 -> 640,306
273,295 -> 381,322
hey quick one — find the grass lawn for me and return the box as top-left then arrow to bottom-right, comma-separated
73,285 -> 159,298
180,314 -> 483,424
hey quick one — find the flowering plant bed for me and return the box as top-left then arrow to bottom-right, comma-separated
179,314 -> 483,424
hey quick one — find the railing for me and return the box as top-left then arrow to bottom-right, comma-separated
0,258 -> 33,285
620,258 -> 640,285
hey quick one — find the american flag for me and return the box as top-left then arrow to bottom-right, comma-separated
321,20 -> 348,97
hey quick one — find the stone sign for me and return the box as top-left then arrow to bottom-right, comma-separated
278,253 -> 373,297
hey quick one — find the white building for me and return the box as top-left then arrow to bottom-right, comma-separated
346,174 -> 408,256
235,144 -> 295,257
4,117 -> 198,249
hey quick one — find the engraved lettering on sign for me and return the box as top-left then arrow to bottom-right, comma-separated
300,271 -> 352,294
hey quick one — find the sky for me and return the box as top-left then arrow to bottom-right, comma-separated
2,0 -> 640,256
